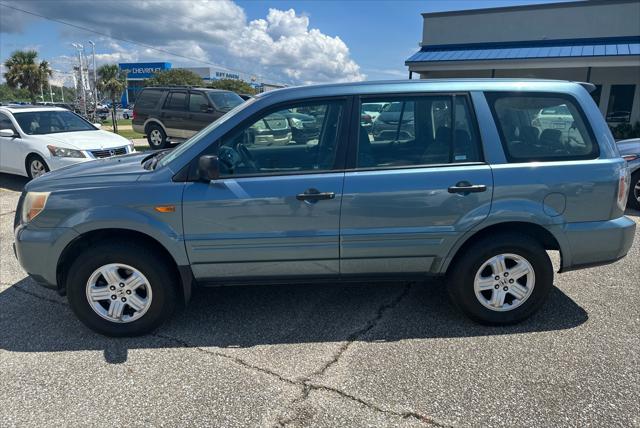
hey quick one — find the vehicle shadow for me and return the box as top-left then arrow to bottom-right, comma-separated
0,173 -> 28,192
0,276 -> 588,363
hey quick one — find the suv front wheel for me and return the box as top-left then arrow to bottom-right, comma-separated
66,241 -> 177,336
146,123 -> 169,149
447,233 -> 553,325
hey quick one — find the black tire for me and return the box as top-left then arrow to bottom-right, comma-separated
66,241 -> 177,336
146,123 -> 169,149
627,171 -> 640,211
447,233 -> 553,325
25,154 -> 49,179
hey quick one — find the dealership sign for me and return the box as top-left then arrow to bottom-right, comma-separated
119,62 -> 171,79
215,71 -> 240,80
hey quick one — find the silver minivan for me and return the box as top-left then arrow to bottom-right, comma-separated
14,80 -> 636,336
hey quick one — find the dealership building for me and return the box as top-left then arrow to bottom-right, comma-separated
117,62 -> 273,106
406,0 -> 640,125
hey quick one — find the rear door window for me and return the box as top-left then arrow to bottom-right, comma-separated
164,91 -> 187,110
486,92 -> 598,162
135,89 -> 163,109
358,94 -> 482,168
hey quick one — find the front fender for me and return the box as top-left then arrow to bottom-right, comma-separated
59,206 -> 189,266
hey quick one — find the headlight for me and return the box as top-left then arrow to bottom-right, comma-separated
21,192 -> 50,223
290,118 -> 304,129
47,145 -> 85,158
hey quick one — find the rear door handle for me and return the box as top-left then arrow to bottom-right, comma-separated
448,181 -> 487,194
296,188 -> 336,202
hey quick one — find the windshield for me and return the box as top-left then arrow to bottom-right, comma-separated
14,110 -> 96,135
157,97 -> 257,168
208,92 -> 243,110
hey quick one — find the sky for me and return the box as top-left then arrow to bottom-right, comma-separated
0,0 -> 581,86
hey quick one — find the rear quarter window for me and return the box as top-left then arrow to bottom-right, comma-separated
135,90 -> 163,110
485,92 -> 598,162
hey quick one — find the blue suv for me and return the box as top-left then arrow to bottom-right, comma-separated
14,80 -> 636,336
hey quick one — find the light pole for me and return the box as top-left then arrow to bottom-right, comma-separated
89,40 -> 98,117
72,43 -> 88,118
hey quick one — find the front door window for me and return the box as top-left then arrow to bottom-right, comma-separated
216,100 -> 345,176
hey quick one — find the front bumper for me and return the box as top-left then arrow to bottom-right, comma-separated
561,216 -> 636,271
14,224 -> 79,290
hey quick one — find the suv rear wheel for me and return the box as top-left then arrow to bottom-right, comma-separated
447,233 -> 553,325
146,123 -> 169,149
66,241 -> 177,336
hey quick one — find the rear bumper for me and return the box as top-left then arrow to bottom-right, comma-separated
560,216 -> 636,272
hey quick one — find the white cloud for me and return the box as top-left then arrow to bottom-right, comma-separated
2,0 -> 364,85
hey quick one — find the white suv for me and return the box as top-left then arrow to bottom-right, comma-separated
0,106 -> 135,178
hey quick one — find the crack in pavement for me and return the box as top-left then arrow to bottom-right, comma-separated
7,282 -> 68,306
8,280 -> 448,426
155,283 -> 448,426
0,210 -> 16,217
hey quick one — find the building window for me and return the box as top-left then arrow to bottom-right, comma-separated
590,85 -> 602,107
606,84 -> 635,123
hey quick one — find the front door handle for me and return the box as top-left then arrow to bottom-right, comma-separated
296,188 -> 336,202
448,181 -> 487,194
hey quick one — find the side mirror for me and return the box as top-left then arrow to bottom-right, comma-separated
93,123 -> 102,129
198,155 -> 220,181
0,129 -> 17,138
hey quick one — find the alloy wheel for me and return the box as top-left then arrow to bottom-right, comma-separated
30,159 -> 46,178
85,263 -> 153,323
149,129 -> 162,146
473,253 -> 535,312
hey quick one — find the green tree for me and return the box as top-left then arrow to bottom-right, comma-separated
144,69 -> 203,87
97,64 -> 127,132
3,50 -> 52,104
209,79 -> 257,95
0,83 -> 31,102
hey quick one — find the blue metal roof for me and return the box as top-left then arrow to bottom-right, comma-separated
406,37 -> 640,64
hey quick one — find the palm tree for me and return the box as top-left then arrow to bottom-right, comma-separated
97,64 -> 126,132
3,50 -> 52,104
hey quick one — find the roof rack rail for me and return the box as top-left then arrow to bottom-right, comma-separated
575,81 -> 596,93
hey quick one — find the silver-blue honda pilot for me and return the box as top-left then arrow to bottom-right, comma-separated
14,80 -> 636,336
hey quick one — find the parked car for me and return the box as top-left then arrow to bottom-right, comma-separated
247,112 -> 292,146
279,111 -> 319,144
371,101 -> 415,141
0,105 -> 135,178
361,102 -> 389,122
120,107 -> 133,119
617,137 -> 640,210
606,110 -> 631,123
14,80 -> 636,336
132,87 -> 244,149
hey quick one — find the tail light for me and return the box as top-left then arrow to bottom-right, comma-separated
617,166 -> 630,211
132,109 -> 137,120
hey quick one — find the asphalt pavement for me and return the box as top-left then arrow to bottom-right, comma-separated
0,172 -> 638,427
